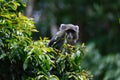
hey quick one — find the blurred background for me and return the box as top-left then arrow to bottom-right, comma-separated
24,0 -> 120,80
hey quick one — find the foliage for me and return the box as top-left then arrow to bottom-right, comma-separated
82,43 -> 120,80
29,0 -> 120,79
23,40 -> 92,80
0,1 -> 92,80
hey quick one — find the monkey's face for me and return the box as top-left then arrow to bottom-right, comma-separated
66,29 -> 77,45
59,24 -> 79,45
66,29 -> 75,39
60,24 -> 79,40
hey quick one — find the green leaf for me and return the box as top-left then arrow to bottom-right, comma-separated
49,75 -> 59,80
23,56 -> 30,70
0,0 -> 4,2
0,53 -> 6,59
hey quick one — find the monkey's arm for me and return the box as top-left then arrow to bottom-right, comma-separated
48,31 -> 66,49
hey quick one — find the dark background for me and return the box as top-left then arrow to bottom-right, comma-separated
25,0 -> 120,54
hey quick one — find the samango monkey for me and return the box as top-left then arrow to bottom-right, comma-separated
48,24 -> 79,50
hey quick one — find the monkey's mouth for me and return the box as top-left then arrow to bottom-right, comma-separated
67,39 -> 73,43
67,40 -> 74,45
67,36 -> 73,41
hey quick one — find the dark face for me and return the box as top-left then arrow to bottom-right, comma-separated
66,29 -> 76,39
66,29 -> 77,45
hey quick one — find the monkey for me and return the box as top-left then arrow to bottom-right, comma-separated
48,24 -> 79,50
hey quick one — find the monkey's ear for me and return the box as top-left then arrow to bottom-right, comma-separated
60,24 -> 67,31
74,25 -> 79,31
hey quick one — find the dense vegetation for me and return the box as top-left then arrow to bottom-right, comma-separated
82,43 -> 120,80
28,0 -> 120,80
0,0 -> 120,80
0,1 -> 92,80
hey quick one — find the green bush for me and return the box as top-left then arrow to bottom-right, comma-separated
0,1 -> 92,80
82,43 -> 120,80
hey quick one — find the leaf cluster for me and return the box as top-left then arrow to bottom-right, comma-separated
0,1 -> 92,80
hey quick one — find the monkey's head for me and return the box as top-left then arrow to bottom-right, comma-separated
60,24 -> 79,45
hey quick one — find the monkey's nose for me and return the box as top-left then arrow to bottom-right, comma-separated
67,33 -> 73,39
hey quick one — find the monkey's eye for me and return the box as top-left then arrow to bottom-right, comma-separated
66,29 -> 75,33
